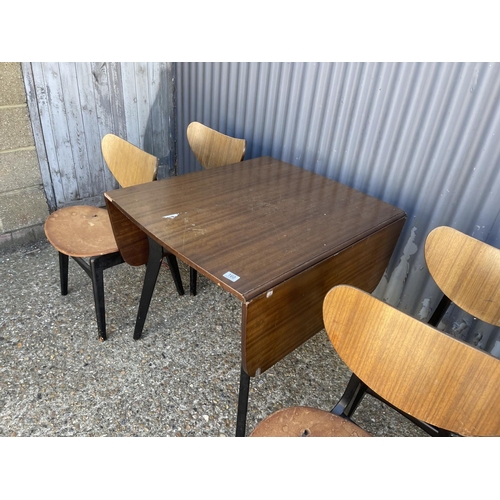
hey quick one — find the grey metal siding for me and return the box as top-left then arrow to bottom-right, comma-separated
176,62 -> 500,356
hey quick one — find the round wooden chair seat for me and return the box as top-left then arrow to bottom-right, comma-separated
250,406 -> 371,437
44,206 -> 118,258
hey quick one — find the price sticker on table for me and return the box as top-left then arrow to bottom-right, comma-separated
223,271 -> 240,282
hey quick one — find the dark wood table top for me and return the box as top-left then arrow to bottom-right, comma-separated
105,156 -> 405,301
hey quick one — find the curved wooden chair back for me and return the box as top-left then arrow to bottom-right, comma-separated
101,134 -> 159,188
186,122 -> 246,169
323,285 -> 500,436
425,226 -> 500,326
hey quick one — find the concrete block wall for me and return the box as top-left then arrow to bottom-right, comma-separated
0,62 -> 48,251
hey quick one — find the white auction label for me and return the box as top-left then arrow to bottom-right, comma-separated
223,271 -> 240,282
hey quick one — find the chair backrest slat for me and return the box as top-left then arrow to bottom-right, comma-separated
187,122 -> 246,169
101,134 -> 159,188
323,285 -> 500,436
425,226 -> 500,326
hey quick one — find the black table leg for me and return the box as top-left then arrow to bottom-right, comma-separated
164,252 -> 185,296
134,237 -> 163,340
190,267 -> 197,296
236,367 -> 251,437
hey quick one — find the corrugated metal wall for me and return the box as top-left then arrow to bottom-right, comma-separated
176,62 -> 500,357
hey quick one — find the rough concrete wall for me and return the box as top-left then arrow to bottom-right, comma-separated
0,62 -> 48,250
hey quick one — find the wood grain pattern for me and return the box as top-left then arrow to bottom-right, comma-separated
21,63 -> 56,211
97,134 -> 159,265
323,285 -> 500,436
32,62 -> 77,204
242,219 -> 405,376
105,157 -> 406,301
101,134 -> 159,188
60,64 -> 94,201
187,121 -> 246,169
250,406 -> 371,437
105,197 -> 149,266
44,206 -> 118,257
425,226 -> 500,326
45,133 -> 159,262
105,157 -> 406,383
24,62 -> 173,210
77,63 -> 110,198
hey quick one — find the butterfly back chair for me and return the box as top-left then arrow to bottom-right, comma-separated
44,134 -> 184,341
187,121 -> 246,170
250,285 -> 500,437
329,226 -> 500,436
186,121 -> 246,295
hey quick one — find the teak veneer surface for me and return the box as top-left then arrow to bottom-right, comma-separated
101,134 -> 159,188
187,121 -> 246,170
242,219 -> 404,375
323,285 -> 500,437
44,206 -> 118,257
105,157 -> 406,302
250,406 -> 372,437
425,226 -> 500,326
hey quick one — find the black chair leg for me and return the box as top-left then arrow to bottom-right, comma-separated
59,252 -> 69,296
89,255 -> 107,341
134,237 -> 164,340
332,373 -> 368,418
428,294 -> 452,327
190,267 -> 197,296
236,367 -> 251,437
88,252 -> 125,342
336,371 -> 453,436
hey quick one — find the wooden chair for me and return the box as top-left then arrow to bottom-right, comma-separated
187,121 -> 246,170
327,226 -> 500,436
250,285 -> 500,437
425,226 -> 500,327
44,134 -> 184,341
186,121 -> 246,295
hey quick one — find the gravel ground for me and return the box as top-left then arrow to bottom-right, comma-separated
0,239 -> 427,438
